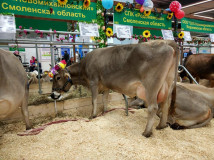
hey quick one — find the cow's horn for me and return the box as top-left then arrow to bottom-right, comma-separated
65,73 -> 71,79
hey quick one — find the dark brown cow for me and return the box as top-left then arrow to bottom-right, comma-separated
51,40 -> 179,137
130,83 -> 213,129
181,54 -> 214,86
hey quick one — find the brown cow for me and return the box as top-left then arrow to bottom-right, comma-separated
180,54 -> 214,86
0,49 -> 31,129
50,40 -> 179,137
130,83 -> 213,129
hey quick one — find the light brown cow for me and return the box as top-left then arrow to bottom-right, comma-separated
50,40 -> 179,137
130,83 -> 213,129
0,49 -> 31,129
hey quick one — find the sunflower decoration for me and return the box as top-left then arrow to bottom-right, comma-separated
57,0 -> 68,6
83,0 -> 91,9
106,28 -> 113,37
143,30 -> 151,38
115,3 -> 124,12
167,13 -> 173,20
144,10 -> 151,17
178,32 -> 184,39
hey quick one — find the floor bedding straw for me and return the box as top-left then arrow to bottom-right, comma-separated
0,103 -> 214,160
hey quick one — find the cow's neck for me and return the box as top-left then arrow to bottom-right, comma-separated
67,63 -> 88,87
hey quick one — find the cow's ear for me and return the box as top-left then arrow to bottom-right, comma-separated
65,73 -> 71,79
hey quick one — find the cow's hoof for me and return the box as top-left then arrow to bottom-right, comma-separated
156,124 -> 168,130
89,115 -> 97,119
142,131 -> 152,138
26,126 -> 32,130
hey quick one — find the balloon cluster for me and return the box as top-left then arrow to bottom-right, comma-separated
48,60 -> 67,78
136,0 -> 153,13
169,1 -> 185,19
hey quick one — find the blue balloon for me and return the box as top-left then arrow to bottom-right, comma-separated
102,0 -> 113,10
165,8 -> 171,11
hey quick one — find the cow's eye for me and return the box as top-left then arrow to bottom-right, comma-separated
57,77 -> 61,80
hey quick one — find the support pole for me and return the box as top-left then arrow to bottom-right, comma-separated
180,40 -> 184,65
50,29 -> 54,67
35,44 -> 42,94
72,21 -> 76,62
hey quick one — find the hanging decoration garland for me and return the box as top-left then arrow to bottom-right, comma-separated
57,0 -> 68,6
83,0 -> 91,8
17,27 -> 72,42
94,1 -> 107,48
187,38 -> 211,45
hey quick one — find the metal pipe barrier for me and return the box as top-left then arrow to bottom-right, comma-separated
35,44 -> 42,94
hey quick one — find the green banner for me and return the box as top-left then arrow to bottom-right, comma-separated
114,9 -> 172,30
9,47 -> 25,52
133,28 -> 162,36
181,18 -> 214,33
16,17 -> 68,31
0,0 -> 97,21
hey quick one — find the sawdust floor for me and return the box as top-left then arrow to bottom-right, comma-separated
1,103 -> 214,160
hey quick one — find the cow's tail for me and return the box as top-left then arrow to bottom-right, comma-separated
28,78 -> 33,89
170,43 -> 179,112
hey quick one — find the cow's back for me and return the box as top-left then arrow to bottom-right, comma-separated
185,54 -> 214,78
83,40 -> 176,76
0,49 -> 27,100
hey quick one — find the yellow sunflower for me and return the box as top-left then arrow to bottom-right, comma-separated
167,13 -> 173,20
106,28 -> 113,37
143,30 -> 151,38
144,10 -> 151,17
178,32 -> 184,39
83,0 -> 91,8
115,3 -> 124,12
57,0 -> 68,5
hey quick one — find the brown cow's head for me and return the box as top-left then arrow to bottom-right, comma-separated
50,69 -> 73,100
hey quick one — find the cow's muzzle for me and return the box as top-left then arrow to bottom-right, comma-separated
50,91 -> 61,100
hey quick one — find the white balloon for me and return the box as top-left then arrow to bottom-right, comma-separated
143,0 -> 154,11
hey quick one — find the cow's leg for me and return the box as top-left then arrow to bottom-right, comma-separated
102,90 -> 109,112
143,103 -> 158,137
196,77 -> 200,83
210,80 -> 214,88
189,77 -> 193,83
21,91 -> 31,130
90,82 -> 98,119
156,99 -> 170,130
137,84 -> 158,137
